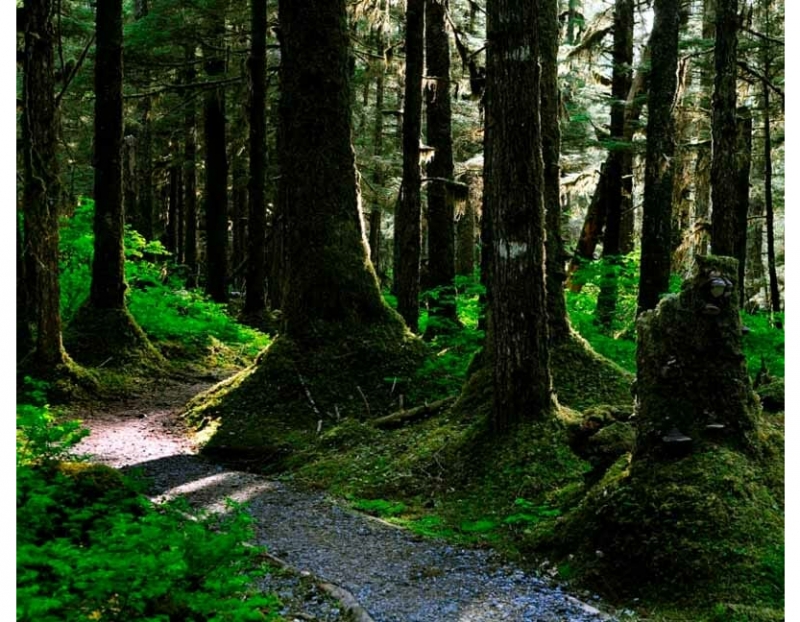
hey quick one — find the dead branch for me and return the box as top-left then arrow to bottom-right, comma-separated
372,396 -> 456,429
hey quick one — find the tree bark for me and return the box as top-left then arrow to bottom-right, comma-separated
165,164 -> 181,259
455,171 -> 479,276
424,0 -> 458,330
485,0 -> 555,431
763,66 -> 780,312
245,0 -> 268,315
278,0 -> 388,332
23,0 -> 67,366
134,0 -> 153,240
203,12 -> 229,303
710,0 -> 739,257
637,0 -> 680,314
394,0 -> 424,332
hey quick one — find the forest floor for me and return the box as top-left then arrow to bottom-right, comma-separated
70,374 -> 624,622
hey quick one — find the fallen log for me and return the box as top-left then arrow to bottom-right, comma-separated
372,396 -> 456,429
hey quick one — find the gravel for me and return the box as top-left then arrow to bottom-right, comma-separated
71,379 -> 618,622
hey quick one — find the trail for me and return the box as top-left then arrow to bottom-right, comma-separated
72,378 -> 617,622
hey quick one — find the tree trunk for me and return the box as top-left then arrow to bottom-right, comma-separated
424,0 -> 457,331
485,0 -> 555,432
596,0 -> 633,328
540,0 -> 569,342
693,0 -> 715,259
134,0 -> 153,240
637,0 -> 680,314
245,0 -> 268,315
763,67 -> 780,312
710,0 -> 739,257
278,0 -> 388,332
745,197 -> 764,306
166,164 -> 181,258
455,171 -> 479,277
733,106 -> 752,307
566,164 -> 608,291
23,0 -> 67,367
231,140 -> 248,288
92,0 -> 131,308
183,46 -> 199,287
394,0 -> 424,333
203,15 -> 229,303
368,23 -> 386,282
122,132 -> 137,230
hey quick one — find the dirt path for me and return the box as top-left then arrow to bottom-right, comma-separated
72,378 -> 618,622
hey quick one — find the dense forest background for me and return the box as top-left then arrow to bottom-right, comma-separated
14,0 -> 787,620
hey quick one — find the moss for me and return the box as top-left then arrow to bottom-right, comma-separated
184,316 -> 428,464
55,461 -> 139,503
65,305 -> 164,369
756,379 -> 784,413
543,445 -> 784,609
551,331 -> 633,410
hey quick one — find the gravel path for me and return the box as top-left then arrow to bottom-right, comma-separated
72,378 -> 618,622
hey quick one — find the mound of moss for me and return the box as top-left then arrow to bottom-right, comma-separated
551,332 -> 633,410
65,306 -> 164,369
756,379 -> 784,413
542,437 -> 783,611
184,317 -> 427,463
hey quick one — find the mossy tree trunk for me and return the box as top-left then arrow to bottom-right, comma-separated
165,164 -> 182,260
541,0 -> 570,344
761,37 -> 780,312
637,0 -> 679,314
485,0 -> 556,432
424,0 -> 458,331
710,0 -> 739,258
394,0 -> 424,333
278,0 -> 390,334
596,0 -> 633,328
22,0 -> 69,368
183,45 -> 199,288
203,7 -> 229,304
244,0 -> 267,315
455,171 -> 479,277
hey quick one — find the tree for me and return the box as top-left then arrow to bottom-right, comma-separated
244,0 -> 268,316
637,0 -> 680,314
203,2 -> 229,303
424,0 -> 458,331
485,0 -> 555,431
394,0 -> 424,332
710,0 -> 740,257
182,46 -> 199,287
21,0 -> 69,368
65,0 -> 158,367
595,0 -> 634,327
541,0 -> 570,344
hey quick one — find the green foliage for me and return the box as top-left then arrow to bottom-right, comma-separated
742,312 -> 785,379
17,378 -> 89,467
17,395 -> 283,620
59,199 -> 269,360
350,497 -> 407,517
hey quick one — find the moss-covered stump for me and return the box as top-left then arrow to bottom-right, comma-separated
543,446 -> 784,610
635,256 -> 761,459
550,331 -> 633,410
65,306 -> 164,369
563,406 -> 635,483
184,317 -> 427,463
18,355 -> 100,403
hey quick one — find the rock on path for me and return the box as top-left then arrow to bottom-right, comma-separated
72,380 -> 617,622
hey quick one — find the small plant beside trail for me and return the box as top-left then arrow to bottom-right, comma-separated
17,378 -> 284,622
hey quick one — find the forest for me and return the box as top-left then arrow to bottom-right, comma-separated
16,0 -> 785,621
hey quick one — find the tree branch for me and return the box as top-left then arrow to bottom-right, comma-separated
736,61 -> 785,105
55,34 -> 95,106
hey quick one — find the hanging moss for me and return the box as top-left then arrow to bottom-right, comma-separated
65,306 -> 164,369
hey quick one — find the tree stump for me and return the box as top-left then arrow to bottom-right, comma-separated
634,255 -> 761,460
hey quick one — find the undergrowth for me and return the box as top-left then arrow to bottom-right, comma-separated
59,198 -> 269,362
17,378 -> 283,622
